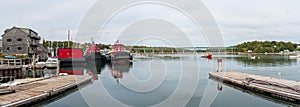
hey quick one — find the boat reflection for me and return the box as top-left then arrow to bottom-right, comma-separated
59,63 -> 106,80
108,61 -> 132,84
59,67 -> 85,75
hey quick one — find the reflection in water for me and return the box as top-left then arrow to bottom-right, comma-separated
43,55 -> 299,107
59,67 -> 85,75
222,55 -> 296,67
108,61 -> 132,84
59,62 -> 106,80
58,61 -> 132,81
217,83 -> 222,91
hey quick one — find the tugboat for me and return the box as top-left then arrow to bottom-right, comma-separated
57,30 -> 85,67
58,48 -> 86,67
107,40 -> 133,63
84,41 -> 107,64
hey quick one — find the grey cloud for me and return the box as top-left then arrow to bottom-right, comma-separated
1,0 -> 299,47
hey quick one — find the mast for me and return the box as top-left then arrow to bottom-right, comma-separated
68,30 -> 70,48
91,37 -> 94,45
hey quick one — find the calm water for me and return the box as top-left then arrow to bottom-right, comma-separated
40,54 -> 299,107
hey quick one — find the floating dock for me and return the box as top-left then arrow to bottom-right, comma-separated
209,72 -> 300,104
0,75 -> 92,106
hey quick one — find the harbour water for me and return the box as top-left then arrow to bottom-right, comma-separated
37,54 -> 299,107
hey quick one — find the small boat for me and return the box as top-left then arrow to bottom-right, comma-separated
289,54 -> 300,59
35,62 -> 46,69
250,56 -> 256,59
201,53 -> 212,59
46,58 -> 58,68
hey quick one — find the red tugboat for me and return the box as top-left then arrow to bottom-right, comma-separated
84,43 -> 106,64
57,31 -> 85,67
107,40 -> 133,63
58,48 -> 86,67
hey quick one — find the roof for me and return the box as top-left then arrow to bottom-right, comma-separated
2,26 -> 38,37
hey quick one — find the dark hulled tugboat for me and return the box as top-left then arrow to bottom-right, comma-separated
85,42 -> 107,65
106,40 -> 133,63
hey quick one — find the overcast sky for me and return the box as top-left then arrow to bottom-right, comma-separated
1,0 -> 299,47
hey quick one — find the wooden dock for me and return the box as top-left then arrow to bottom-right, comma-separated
0,75 -> 92,106
209,72 -> 300,104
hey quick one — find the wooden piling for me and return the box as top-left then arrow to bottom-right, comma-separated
56,60 -> 60,76
217,58 -> 222,72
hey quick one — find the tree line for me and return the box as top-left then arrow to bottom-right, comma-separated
42,40 -> 300,53
234,41 -> 299,53
43,41 -> 111,50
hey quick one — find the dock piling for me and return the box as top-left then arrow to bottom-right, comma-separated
56,60 -> 60,76
217,58 -> 222,72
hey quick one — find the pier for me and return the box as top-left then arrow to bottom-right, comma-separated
209,72 -> 300,104
0,75 -> 92,106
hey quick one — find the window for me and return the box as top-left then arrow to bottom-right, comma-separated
7,39 -> 12,42
17,38 -> 22,41
6,47 -> 11,51
17,47 -> 22,51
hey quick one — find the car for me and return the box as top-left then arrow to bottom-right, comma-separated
4,56 -> 18,59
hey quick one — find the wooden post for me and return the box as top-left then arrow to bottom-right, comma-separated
32,54 -> 36,78
56,60 -> 60,76
217,58 -> 222,72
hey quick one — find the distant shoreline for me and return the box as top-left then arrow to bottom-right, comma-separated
132,52 -> 299,55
